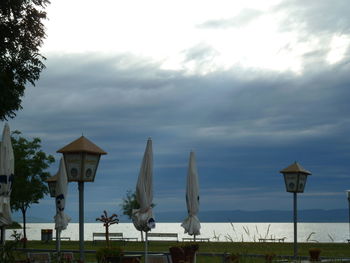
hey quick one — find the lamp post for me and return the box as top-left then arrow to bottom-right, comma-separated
57,136 -> 107,262
45,174 -> 58,250
280,162 -> 311,259
347,190 -> 350,242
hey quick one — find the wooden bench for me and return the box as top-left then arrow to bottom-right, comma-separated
182,237 -> 210,242
93,232 -> 138,243
147,233 -> 178,242
53,236 -> 71,241
258,237 -> 286,243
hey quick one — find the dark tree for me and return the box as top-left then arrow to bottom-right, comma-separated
120,190 -> 155,241
0,0 -> 50,120
120,190 -> 140,220
10,130 -> 55,247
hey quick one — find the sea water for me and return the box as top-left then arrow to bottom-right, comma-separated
5,222 -> 350,243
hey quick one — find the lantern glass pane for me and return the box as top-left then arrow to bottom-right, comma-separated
284,173 -> 298,192
48,181 -> 56,197
64,153 -> 82,181
82,154 -> 100,182
297,173 -> 307,193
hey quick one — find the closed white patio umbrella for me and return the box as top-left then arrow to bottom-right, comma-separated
132,138 -> 155,263
54,158 -> 70,256
0,124 -> 15,244
181,151 -> 201,238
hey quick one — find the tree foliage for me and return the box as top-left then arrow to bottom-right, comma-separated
120,190 -> 140,220
120,189 -> 155,219
0,0 -> 50,120
10,130 -> 55,244
120,190 -> 155,241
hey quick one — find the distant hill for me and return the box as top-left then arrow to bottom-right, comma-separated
12,216 -> 51,223
18,209 -> 348,223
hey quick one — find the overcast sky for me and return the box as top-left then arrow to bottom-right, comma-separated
4,0 -> 350,222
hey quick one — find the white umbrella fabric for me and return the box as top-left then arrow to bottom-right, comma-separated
132,138 -> 155,263
54,158 -> 70,255
0,124 -> 15,244
181,151 -> 201,238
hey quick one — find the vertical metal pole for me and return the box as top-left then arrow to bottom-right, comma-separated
1,227 -> 5,245
293,192 -> 298,259
79,181 -> 84,262
145,231 -> 148,263
57,230 -> 61,262
348,198 -> 350,241
55,229 -> 59,253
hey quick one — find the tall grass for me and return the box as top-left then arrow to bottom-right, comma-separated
223,223 -> 273,243
10,240 -> 350,263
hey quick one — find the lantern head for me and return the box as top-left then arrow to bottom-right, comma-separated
280,162 -> 311,193
57,136 -> 107,182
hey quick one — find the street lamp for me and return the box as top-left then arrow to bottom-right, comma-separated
280,162 -> 311,259
57,136 -> 107,262
346,190 -> 350,243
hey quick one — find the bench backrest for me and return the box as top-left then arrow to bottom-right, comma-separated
148,233 -> 178,238
93,232 -> 123,237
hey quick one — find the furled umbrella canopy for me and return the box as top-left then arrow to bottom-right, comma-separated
0,123 -> 14,226
132,138 -> 155,232
181,151 -> 201,236
54,158 -> 71,231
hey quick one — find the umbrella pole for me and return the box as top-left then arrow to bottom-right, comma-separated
57,230 -> 61,261
193,234 -> 197,263
145,231 -> 148,263
1,227 -> 5,245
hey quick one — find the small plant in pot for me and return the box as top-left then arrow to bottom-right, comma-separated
309,248 -> 321,261
225,253 -> 240,263
96,247 -> 123,263
182,243 -> 199,263
264,253 -> 275,263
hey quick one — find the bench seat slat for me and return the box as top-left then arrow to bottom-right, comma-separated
147,233 -> 178,241
93,232 -> 138,242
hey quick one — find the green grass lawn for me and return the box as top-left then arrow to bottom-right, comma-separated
11,240 -> 350,263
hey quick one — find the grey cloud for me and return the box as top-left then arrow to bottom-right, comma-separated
275,0 -> 350,35
183,43 -> 219,62
8,51 -> 350,213
198,8 -> 263,29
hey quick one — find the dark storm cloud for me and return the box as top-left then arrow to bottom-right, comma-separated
8,50 -> 350,215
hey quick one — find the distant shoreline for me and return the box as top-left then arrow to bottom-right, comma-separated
17,208 -> 349,223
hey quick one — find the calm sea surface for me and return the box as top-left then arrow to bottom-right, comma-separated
6,222 -> 350,243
